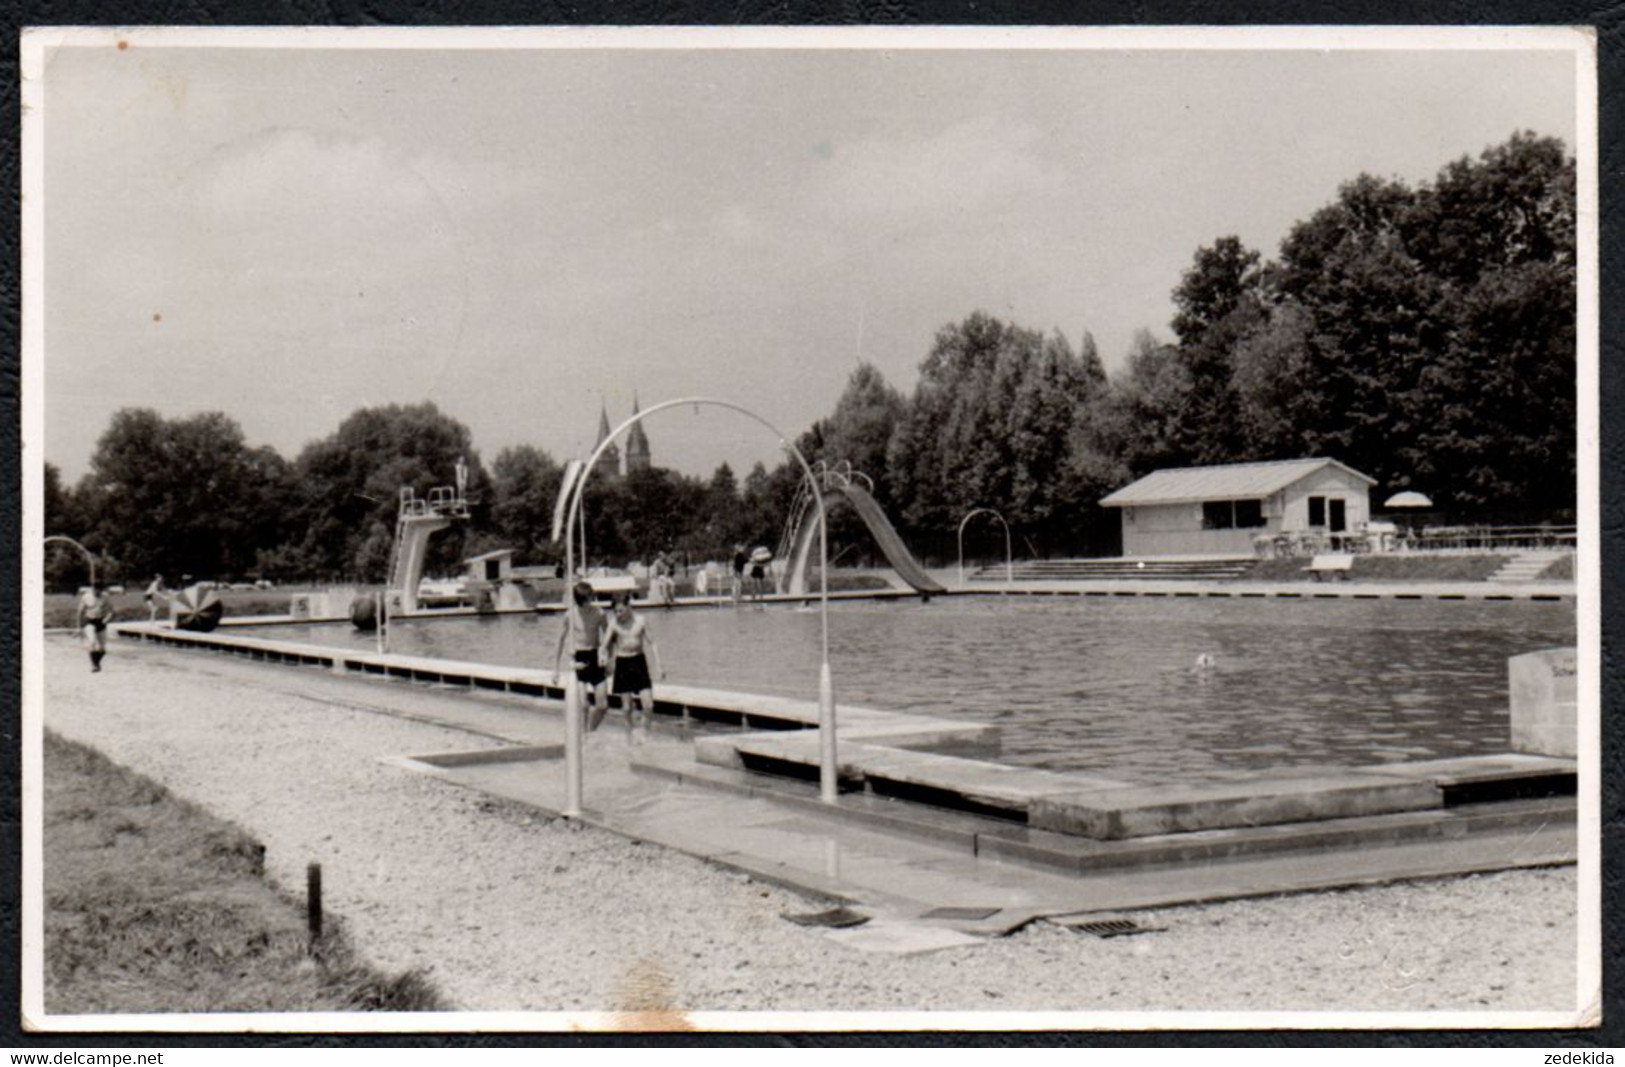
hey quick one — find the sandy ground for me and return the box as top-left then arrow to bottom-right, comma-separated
35,634 -> 1585,1025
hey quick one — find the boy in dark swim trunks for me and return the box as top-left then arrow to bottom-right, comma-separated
602,592 -> 663,744
552,581 -> 609,731
74,579 -> 114,673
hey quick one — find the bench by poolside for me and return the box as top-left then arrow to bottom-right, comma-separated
1307,554 -> 1355,581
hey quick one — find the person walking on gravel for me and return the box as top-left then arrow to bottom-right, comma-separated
552,581 -> 610,732
601,592 -> 664,744
74,579 -> 114,673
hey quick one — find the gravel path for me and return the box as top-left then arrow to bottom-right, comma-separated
39,636 -> 1583,1022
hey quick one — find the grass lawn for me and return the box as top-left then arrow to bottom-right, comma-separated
42,589 -> 296,629
44,731 -> 446,1014
1243,554 -> 1516,583
1538,554 -> 1575,582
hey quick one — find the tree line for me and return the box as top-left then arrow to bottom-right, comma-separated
44,132 -> 1576,589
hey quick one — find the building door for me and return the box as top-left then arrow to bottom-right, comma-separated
1329,498 -> 1346,533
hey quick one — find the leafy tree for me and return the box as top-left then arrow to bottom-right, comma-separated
44,462 -> 77,537
1169,237 -> 1266,461
488,445 -> 565,565
736,460 -> 801,557
608,467 -> 708,563
74,409 -> 292,583
814,362 -> 906,504
884,313 -> 1105,559
287,403 -> 485,582
1405,131 -> 1576,287
701,462 -> 742,552
44,462 -> 91,590
1271,174 -> 1440,486
1172,236 -> 1263,347
1260,134 -> 1576,513
1227,302 -> 1315,459
1102,328 -> 1192,477
1415,259 -> 1576,512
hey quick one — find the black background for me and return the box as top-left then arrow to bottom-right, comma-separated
1,1 -> 1618,1050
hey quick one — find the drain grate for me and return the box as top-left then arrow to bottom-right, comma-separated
1052,915 -> 1165,939
782,907 -> 870,929
920,906 -> 1001,921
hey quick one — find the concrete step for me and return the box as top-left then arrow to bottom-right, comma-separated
1488,552 -> 1559,582
972,559 -> 1255,582
632,745 -> 1576,877
690,727 -> 1576,841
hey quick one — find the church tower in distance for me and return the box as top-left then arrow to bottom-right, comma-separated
593,403 -> 622,478
624,394 -> 652,474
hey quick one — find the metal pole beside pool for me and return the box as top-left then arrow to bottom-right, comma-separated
957,508 -> 1013,587
563,396 -> 837,811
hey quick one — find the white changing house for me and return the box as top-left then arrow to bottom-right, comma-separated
1100,458 -> 1377,557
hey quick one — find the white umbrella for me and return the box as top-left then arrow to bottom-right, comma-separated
1384,491 -> 1433,508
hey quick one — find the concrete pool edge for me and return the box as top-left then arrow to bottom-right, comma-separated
630,742 -> 1575,877
691,726 -> 1575,839
114,620 -> 1578,845
200,574 -> 1574,632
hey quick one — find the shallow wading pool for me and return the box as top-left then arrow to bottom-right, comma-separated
248,596 -> 1575,783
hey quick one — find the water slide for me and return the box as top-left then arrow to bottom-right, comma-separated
785,483 -> 946,596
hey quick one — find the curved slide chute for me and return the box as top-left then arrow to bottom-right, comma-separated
785,483 -> 945,597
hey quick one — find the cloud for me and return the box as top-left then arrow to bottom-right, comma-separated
189,126 -> 439,224
802,116 -> 1068,230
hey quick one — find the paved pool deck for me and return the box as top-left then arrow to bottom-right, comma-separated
109,616 -> 1580,936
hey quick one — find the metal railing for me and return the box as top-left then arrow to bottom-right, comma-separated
1256,524 -> 1577,558
1406,524 -> 1577,552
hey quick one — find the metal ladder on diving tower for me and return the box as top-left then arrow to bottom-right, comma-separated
384,483 -> 472,614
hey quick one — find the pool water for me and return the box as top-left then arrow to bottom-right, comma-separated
260,596 -> 1575,782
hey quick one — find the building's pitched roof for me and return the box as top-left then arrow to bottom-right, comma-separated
1099,458 -> 1376,507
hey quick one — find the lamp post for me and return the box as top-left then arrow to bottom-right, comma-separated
561,397 -> 835,815
956,508 -> 1012,586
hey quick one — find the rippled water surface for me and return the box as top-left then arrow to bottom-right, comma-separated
260,596 -> 1575,782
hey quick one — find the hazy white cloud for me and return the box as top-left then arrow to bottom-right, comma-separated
807,116 -> 1067,230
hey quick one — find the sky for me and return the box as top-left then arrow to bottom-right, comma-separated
36,31 -> 1582,485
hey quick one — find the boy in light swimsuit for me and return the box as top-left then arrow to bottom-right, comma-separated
601,592 -> 664,744
551,581 -> 609,731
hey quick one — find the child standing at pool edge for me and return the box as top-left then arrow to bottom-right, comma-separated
602,592 -> 664,744
552,581 -> 610,732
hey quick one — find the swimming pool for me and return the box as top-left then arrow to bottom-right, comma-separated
255,596 -> 1575,782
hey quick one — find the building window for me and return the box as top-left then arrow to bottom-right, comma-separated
1308,495 -> 1326,527
1204,499 -> 1266,530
